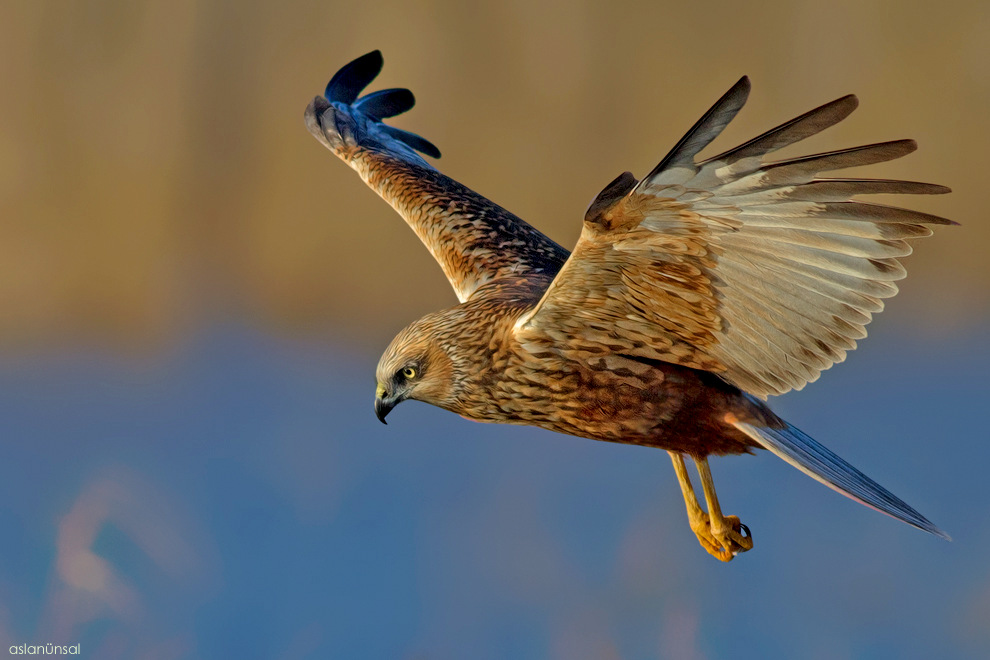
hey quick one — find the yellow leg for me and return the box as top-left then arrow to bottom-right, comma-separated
668,452 -> 753,562
694,456 -> 753,560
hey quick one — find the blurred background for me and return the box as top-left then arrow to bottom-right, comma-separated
1,0 -> 988,658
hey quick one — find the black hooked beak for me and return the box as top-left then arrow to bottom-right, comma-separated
375,383 -> 396,425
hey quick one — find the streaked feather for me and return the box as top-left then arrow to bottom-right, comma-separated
519,78 -> 949,397
306,52 -> 568,302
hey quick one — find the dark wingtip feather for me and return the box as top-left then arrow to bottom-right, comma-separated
796,179 -> 951,201
838,93 -> 859,107
736,75 -> 752,94
325,50 -> 384,104
706,93 -> 860,166
314,51 -> 441,162
640,75 -> 751,184
380,125 -> 441,159
354,88 -> 416,120
764,140 -> 920,181
819,201 -> 955,226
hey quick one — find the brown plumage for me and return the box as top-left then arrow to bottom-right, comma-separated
306,51 -> 951,561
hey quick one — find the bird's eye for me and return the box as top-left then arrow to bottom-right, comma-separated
402,366 -> 417,380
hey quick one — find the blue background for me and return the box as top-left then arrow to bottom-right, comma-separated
2,321 -> 986,658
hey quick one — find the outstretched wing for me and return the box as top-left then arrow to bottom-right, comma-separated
517,77 -> 951,398
305,51 -> 568,302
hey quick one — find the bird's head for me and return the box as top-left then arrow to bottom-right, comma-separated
374,313 -> 466,424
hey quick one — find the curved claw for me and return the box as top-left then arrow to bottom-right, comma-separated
690,513 -> 753,561
714,514 -> 754,556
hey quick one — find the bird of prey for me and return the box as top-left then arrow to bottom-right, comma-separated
305,51 -> 951,561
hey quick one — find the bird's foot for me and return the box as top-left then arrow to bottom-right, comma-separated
689,512 -> 753,562
669,452 -> 755,562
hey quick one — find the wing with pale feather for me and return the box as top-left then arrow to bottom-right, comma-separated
305,51 -> 568,302
517,76 -> 951,398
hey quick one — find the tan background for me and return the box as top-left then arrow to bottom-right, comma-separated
1,0 -> 985,355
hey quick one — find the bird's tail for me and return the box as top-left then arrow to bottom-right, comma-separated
731,414 -> 950,540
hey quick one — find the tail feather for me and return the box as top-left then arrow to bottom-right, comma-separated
733,419 -> 950,540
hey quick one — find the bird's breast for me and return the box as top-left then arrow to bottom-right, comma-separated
454,344 -> 759,456
475,349 -> 686,442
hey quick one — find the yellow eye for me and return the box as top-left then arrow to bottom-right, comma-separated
402,366 -> 417,379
